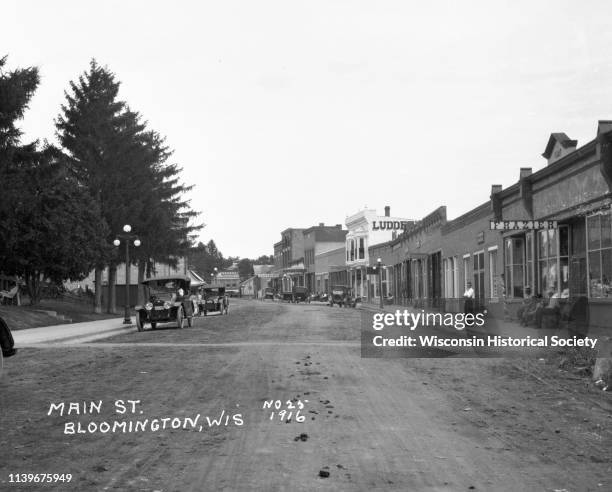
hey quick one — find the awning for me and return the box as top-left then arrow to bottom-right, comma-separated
544,198 -> 611,222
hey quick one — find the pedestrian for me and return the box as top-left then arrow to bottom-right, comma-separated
463,281 -> 475,315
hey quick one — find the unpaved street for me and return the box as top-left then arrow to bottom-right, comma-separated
2,300 -> 611,491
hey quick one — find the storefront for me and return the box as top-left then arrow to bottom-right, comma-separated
492,124 -> 612,327
440,203 -> 503,314
366,207 -> 446,307
346,206 -> 414,302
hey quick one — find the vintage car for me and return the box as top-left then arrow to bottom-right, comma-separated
292,286 -> 310,303
310,292 -> 328,303
263,288 -> 275,300
0,315 -> 17,376
200,286 -> 229,315
135,276 -> 195,331
329,285 -> 359,308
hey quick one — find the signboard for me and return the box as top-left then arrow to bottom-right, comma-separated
371,220 -> 411,231
476,231 -> 485,244
489,220 -> 558,231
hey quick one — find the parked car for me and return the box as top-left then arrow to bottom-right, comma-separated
200,286 -> 229,315
263,288 -> 275,300
310,292 -> 329,303
329,285 -> 359,308
0,315 -> 17,376
292,286 -> 310,303
134,276 -> 195,331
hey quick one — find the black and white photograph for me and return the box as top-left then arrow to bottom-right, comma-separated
1,1 -> 612,491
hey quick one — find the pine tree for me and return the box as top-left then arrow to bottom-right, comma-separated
56,60 -> 202,309
0,56 -> 108,304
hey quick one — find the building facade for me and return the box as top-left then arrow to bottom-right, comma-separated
215,270 -> 241,291
360,122 -> 612,329
272,228 -> 306,292
345,206 -> 414,300
314,246 -> 347,295
303,223 -> 346,292
490,122 -> 612,327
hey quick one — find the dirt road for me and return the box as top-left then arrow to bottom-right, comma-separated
1,300 -> 611,491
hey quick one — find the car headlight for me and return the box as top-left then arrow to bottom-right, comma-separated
145,302 -> 153,310
164,302 -> 171,309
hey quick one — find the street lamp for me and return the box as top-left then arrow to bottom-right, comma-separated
377,258 -> 383,309
114,224 -> 141,324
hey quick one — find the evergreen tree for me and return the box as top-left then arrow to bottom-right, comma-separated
56,60 -> 202,309
0,56 -> 108,304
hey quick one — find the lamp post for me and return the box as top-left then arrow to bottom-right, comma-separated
113,224 -> 141,324
377,258 -> 383,309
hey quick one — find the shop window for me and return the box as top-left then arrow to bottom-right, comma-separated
488,248 -> 498,298
443,258 -> 450,298
525,232 -> 534,291
570,218 -> 587,295
414,259 -> 424,299
473,251 -> 485,300
381,267 -> 391,297
463,255 -> 470,291
453,257 -> 459,296
443,257 -> 458,298
504,237 -> 525,298
587,211 -> 612,297
536,226 -> 569,296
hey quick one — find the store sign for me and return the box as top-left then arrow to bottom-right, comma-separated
476,231 -> 485,244
489,220 -> 558,231
371,220 -> 411,231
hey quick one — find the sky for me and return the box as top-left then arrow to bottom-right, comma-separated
4,0 -> 612,258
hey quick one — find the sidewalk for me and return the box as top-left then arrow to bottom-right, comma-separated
13,318 -> 136,345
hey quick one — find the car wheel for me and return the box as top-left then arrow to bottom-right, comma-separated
176,307 -> 184,329
136,312 -> 144,332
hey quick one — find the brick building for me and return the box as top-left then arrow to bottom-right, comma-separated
303,223 -> 346,292
314,246 -> 347,295
363,121 -> 612,330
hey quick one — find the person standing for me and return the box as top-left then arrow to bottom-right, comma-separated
463,281 -> 475,314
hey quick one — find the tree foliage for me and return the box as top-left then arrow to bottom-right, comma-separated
188,241 -> 233,279
254,254 -> 273,265
55,59 -> 202,281
237,258 -> 254,279
0,56 -> 109,304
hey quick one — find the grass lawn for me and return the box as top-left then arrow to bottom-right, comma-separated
0,298 -> 121,330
